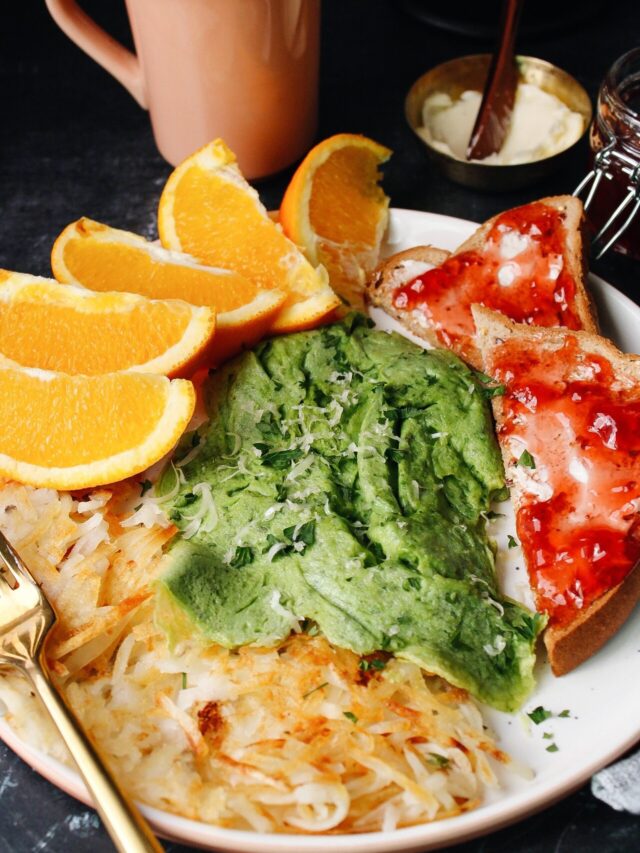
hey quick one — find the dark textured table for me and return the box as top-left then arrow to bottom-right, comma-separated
1,2 -> 639,851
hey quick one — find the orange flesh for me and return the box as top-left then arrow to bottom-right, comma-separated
487,335 -> 640,627
0,372 -> 167,467
61,237 -> 258,312
171,168 -> 311,298
309,146 -> 387,250
0,300 -> 193,374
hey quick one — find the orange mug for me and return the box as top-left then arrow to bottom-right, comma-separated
45,0 -> 321,178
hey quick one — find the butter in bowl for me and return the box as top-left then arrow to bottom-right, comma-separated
405,54 -> 592,190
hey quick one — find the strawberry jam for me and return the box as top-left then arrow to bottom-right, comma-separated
392,202 -> 582,364
486,333 -> 640,627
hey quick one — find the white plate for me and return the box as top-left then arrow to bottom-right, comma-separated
2,208 -> 640,852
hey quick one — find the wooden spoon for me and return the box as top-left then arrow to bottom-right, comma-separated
466,0 -> 525,161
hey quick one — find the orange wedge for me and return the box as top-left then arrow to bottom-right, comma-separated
0,368 -> 195,490
51,218 -> 285,364
280,133 -> 392,310
0,270 -> 215,377
157,139 -> 341,333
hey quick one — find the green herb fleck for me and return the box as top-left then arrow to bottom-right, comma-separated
517,449 -> 536,469
528,705 -> 552,725
507,534 -> 518,549
385,447 -> 405,463
558,709 -> 571,718
482,383 -> 506,399
426,752 -> 450,769
140,479 -> 152,496
343,711 -> 358,724
295,520 -> 316,547
260,448 -> 304,469
359,657 -> 387,673
546,743 -> 559,753
181,673 -> 187,690
230,546 -> 254,568
543,732 -> 554,740
302,681 -> 328,699
475,371 -> 505,398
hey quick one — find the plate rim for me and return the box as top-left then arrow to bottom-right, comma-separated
2,206 -> 639,852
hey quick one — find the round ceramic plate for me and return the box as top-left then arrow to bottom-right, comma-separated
1,208 -> 640,852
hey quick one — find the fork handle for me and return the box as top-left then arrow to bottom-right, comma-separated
24,659 -> 163,853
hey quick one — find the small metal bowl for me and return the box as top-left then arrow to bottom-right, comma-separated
405,54 -> 592,191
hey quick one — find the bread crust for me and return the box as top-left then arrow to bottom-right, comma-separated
473,305 -> 640,675
366,246 -> 451,350
366,196 -> 598,369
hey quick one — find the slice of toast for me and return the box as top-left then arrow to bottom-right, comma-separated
366,196 -> 597,370
474,305 -> 640,675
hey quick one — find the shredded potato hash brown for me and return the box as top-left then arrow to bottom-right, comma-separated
0,481 -> 507,833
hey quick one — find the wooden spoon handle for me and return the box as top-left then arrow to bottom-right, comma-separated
467,0 -> 525,161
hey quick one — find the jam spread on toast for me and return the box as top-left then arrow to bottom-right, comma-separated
392,202 -> 582,363
487,334 -> 640,627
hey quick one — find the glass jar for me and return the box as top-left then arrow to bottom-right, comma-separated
586,47 -> 640,259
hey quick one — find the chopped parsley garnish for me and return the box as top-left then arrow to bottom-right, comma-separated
517,449 -> 536,469
380,633 -> 393,650
263,533 -> 289,560
482,383 -> 506,399
558,709 -> 571,718
302,681 -> 328,699
543,732 -> 554,740
528,705 -> 552,725
229,546 -> 254,568
475,371 -> 505,399
359,657 -> 386,672
546,743 -> 559,753
181,672 -> 187,690
514,612 -> 545,641
258,447 -> 304,469
343,711 -> 358,724
507,534 -> 518,549
426,752 -> 450,769
288,520 -> 316,547
385,447 -> 405,463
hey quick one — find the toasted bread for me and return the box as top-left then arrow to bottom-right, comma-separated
366,196 -> 597,370
474,305 -> 640,675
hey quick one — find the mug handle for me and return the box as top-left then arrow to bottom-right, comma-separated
45,0 -> 147,108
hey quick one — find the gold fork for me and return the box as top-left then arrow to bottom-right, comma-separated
0,530 -> 163,852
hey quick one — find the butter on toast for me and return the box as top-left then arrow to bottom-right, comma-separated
366,196 -> 597,370
474,305 -> 640,675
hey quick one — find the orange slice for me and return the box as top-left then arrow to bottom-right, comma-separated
0,270 -> 215,377
157,139 -> 341,333
280,133 -> 392,310
51,218 -> 285,364
0,368 -> 195,490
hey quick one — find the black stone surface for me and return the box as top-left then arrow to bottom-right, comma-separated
1,2 -> 639,851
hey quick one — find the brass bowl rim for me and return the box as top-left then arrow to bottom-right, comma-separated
405,53 -> 593,170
